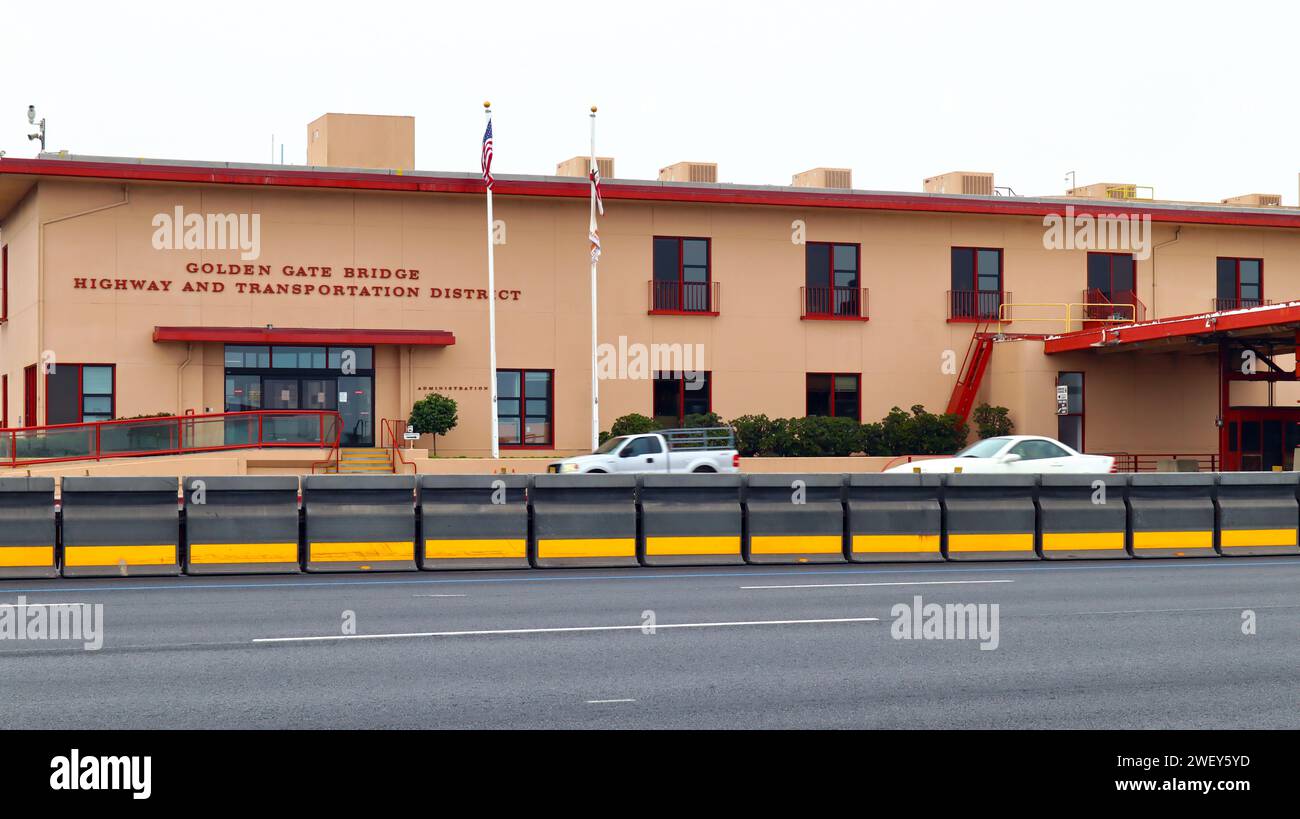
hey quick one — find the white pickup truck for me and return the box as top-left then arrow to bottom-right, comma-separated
547,427 -> 740,474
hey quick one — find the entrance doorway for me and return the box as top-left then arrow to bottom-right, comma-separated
223,345 -> 374,446
1222,408 -> 1300,472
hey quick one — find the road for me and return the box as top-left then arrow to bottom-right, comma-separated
0,557 -> 1296,729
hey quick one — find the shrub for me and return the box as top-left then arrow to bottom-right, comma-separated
730,414 -> 775,457
408,393 -> 458,455
972,403 -> 1014,439
681,411 -> 725,429
790,415 -> 861,457
608,413 -> 660,438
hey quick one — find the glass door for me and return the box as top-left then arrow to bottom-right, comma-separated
337,376 -> 373,447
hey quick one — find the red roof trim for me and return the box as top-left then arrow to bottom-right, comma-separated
7,157 -> 1300,229
152,326 -> 455,346
1043,302 -> 1300,354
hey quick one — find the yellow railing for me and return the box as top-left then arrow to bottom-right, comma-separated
1105,184 -> 1155,201
996,302 -> 1137,333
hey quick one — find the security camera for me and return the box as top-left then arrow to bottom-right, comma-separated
27,105 -> 35,125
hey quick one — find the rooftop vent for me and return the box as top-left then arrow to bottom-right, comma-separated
923,171 -> 995,196
305,113 -> 415,171
557,156 -> 614,179
658,161 -> 718,183
791,167 -> 852,189
1067,182 -> 1154,201
1221,193 -> 1281,207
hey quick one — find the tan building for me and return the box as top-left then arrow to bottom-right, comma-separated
3,114 -> 1300,470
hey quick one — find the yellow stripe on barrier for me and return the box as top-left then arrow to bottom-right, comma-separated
64,545 -> 175,567
1221,528 -> 1297,548
1042,532 -> 1125,551
645,536 -> 741,556
851,534 -> 941,554
424,539 -> 527,559
1132,531 -> 1213,549
190,542 -> 299,564
537,538 -> 636,559
947,533 -> 1035,552
309,541 -> 413,562
749,535 -> 842,555
0,546 -> 56,567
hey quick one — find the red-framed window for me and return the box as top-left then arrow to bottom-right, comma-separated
1216,257 -> 1264,311
651,236 -> 714,313
805,373 -> 861,421
652,370 -> 712,427
44,364 -> 115,425
1086,252 -> 1135,302
496,369 -> 553,448
2,374 -> 7,428
1,244 -> 8,323
1056,371 -> 1084,452
950,247 -> 1004,320
803,242 -> 864,318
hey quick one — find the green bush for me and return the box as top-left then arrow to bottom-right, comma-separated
730,414 -> 775,457
608,413 -> 660,438
681,411 -> 725,429
790,415 -> 861,457
408,393 -> 458,455
972,403 -> 1014,439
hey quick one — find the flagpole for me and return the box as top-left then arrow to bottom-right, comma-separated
484,101 -> 500,459
589,105 -> 600,452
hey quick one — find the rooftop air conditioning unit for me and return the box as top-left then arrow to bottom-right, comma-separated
1221,193 -> 1281,207
791,167 -> 852,189
658,162 -> 718,183
556,156 -> 615,179
923,171 -> 995,196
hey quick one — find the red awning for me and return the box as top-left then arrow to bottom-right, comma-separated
1043,301 -> 1300,355
153,326 -> 455,346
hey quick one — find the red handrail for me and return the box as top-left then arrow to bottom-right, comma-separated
380,418 -> 417,474
1,409 -> 341,468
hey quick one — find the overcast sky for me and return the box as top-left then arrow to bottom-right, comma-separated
2,0 -> 1297,203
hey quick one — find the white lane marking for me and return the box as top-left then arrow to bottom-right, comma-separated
586,698 -> 637,704
412,594 -> 468,598
741,579 -> 1014,590
1073,604 -> 1300,615
253,616 -> 879,644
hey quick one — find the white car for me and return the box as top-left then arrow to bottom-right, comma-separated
884,435 -> 1115,474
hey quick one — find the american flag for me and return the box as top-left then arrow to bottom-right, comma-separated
589,163 -> 604,216
481,118 -> 494,190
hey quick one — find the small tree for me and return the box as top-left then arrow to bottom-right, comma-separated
972,403 -> 1014,439
408,393 -> 458,455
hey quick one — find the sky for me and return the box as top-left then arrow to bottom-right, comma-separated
1,0 -> 1297,203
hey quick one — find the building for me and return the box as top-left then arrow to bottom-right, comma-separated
3,113 -> 1300,469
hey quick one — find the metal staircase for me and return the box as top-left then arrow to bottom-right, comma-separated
946,323 -> 996,422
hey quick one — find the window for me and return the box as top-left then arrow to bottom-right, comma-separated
622,436 -> 663,457
1217,258 -> 1264,310
950,247 -> 1003,320
1,244 -> 8,323
1056,372 -> 1084,452
653,371 -> 712,426
803,242 -> 863,317
224,345 -> 376,447
1085,252 -> 1138,323
651,237 -> 713,312
2,374 -> 7,428
806,373 -> 860,421
1009,439 -> 1071,461
45,364 -> 115,425
497,369 -> 553,447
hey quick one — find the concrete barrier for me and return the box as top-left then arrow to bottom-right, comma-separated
302,475 -> 417,572
182,476 -> 302,574
1128,473 -> 1218,558
744,474 -> 846,564
1038,474 -> 1130,560
846,474 -> 943,562
639,474 -> 744,566
60,477 -> 181,577
0,477 -> 58,579
1215,472 -> 1300,557
531,474 -> 638,568
942,474 -> 1037,561
418,475 -> 530,570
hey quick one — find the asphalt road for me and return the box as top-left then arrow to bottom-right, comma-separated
0,557 -> 1295,729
